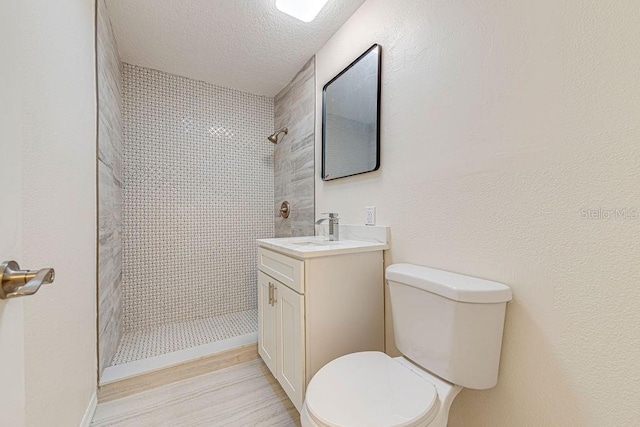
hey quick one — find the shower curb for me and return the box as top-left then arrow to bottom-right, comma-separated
98,343 -> 258,402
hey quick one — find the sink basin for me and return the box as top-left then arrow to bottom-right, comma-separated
257,226 -> 389,259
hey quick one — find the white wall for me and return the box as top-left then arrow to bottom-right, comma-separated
19,0 -> 98,425
315,0 -> 640,425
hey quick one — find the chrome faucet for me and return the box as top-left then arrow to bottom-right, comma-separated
315,213 -> 340,241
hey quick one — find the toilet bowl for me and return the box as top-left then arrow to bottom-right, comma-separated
300,352 -> 462,427
300,264 -> 512,427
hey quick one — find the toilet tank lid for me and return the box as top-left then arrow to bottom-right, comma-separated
386,264 -> 512,303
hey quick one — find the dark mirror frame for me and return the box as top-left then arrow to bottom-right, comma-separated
321,44 -> 382,181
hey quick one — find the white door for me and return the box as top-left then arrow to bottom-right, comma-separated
0,0 -> 97,425
258,271 -> 277,375
0,1 -> 26,422
276,282 -> 305,411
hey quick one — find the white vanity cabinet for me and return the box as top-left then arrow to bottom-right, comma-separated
257,271 -> 278,374
258,269 -> 305,407
257,236 -> 387,412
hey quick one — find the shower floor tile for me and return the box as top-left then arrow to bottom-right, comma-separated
111,309 -> 257,366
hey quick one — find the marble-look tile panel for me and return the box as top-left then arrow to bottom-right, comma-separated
274,57 -> 316,238
97,0 -> 123,376
291,135 -> 315,184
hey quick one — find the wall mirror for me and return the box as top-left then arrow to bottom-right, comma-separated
322,44 -> 381,181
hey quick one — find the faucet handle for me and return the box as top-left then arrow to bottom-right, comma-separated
318,213 -> 340,241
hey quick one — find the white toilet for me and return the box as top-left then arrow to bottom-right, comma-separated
300,263 -> 512,427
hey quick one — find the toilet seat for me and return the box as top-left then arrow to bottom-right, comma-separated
304,352 -> 439,427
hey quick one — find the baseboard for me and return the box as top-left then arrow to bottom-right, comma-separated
79,391 -> 97,427
98,343 -> 259,402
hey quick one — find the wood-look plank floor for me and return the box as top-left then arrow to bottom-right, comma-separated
91,360 -> 301,427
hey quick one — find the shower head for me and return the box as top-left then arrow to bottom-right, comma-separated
268,127 -> 288,144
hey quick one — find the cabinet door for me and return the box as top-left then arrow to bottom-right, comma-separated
258,271 -> 277,376
275,282 -> 305,411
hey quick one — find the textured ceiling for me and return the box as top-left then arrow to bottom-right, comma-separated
105,0 -> 366,97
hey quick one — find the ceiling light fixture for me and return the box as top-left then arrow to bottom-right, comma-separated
275,0 -> 329,23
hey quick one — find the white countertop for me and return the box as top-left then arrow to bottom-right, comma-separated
257,235 -> 389,259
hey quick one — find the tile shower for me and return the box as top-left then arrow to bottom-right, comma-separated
113,64 -> 274,364
97,0 -> 314,378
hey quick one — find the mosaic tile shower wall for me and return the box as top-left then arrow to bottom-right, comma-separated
97,0 -> 123,375
121,64 -> 274,332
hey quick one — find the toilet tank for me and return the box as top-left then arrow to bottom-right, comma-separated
386,264 -> 512,390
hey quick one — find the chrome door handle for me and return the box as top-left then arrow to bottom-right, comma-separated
0,260 -> 55,299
